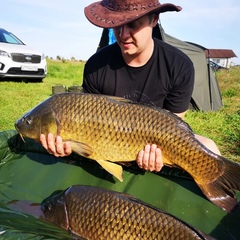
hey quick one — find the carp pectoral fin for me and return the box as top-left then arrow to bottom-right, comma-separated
161,155 -> 178,168
70,141 -> 93,157
118,162 -> 133,167
96,159 -> 123,182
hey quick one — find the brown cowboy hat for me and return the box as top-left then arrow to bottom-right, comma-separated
84,0 -> 182,28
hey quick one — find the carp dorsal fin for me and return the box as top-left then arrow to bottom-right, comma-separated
105,95 -> 132,103
104,95 -> 159,108
96,159 -> 123,182
70,141 -> 93,157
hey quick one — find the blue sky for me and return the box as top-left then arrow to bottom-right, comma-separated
1,0 -> 240,65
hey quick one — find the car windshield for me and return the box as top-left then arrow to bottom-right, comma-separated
0,29 -> 24,45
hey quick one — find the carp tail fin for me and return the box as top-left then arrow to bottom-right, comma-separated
198,157 -> 240,213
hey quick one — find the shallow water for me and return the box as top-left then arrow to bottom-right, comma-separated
0,130 -> 240,239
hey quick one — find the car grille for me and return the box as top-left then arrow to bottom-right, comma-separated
11,53 -> 41,63
7,67 -> 45,75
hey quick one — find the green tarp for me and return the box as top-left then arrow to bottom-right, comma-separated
0,130 -> 240,239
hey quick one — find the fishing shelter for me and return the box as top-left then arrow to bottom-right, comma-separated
97,24 -> 223,111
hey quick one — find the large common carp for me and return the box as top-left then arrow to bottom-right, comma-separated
15,93 -> 240,213
42,185 -> 215,240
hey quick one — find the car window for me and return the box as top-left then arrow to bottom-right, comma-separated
0,32 -> 5,42
0,29 -> 24,45
3,32 -> 23,44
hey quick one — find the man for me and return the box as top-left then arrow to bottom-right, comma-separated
40,0 -> 220,173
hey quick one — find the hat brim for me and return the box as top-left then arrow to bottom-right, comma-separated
84,2 -> 182,28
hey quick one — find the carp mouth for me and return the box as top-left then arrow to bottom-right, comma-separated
18,132 -> 26,143
15,124 -> 26,143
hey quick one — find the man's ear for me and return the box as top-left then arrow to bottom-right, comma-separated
152,14 -> 159,27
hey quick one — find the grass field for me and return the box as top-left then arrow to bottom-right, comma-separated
0,59 -> 239,162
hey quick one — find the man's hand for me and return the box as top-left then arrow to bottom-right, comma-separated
136,144 -> 163,172
40,133 -> 72,157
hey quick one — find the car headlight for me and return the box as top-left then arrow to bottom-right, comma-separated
0,50 -> 10,58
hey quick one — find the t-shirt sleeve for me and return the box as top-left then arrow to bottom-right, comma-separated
82,44 -> 119,95
82,62 -> 100,94
163,63 -> 194,113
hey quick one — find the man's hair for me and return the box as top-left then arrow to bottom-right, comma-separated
148,13 -> 159,23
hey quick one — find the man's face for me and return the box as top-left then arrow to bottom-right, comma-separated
113,14 -> 158,58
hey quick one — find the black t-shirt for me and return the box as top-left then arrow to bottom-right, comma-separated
82,38 -> 194,113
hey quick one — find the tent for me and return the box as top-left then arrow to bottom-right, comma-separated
97,24 -> 223,111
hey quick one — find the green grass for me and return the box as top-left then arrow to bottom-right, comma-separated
0,59 -> 85,130
0,59 -> 239,162
185,67 -> 240,161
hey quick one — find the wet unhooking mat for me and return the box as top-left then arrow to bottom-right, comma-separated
0,130 -> 240,239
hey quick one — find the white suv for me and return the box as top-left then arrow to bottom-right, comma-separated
0,28 -> 47,81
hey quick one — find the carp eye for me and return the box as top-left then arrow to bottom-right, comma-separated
47,203 -> 52,211
25,116 -> 32,125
